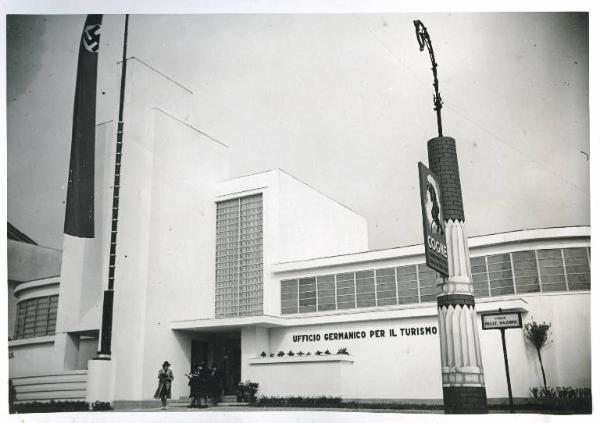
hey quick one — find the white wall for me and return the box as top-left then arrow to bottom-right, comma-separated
264,316 -> 442,400
277,170 -> 368,263
240,292 -> 590,401
9,340 -> 56,375
7,240 -> 62,282
109,58 -> 230,403
479,292 -> 590,398
215,169 -> 369,317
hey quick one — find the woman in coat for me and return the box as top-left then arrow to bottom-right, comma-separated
154,361 -> 174,410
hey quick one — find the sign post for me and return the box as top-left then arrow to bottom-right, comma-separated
482,309 -> 523,412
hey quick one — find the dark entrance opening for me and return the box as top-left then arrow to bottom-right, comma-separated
189,331 -> 240,396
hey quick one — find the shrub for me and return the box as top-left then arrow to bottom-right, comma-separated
236,381 -> 259,403
277,351 -> 285,357
297,351 -> 304,356
260,351 -> 267,357
336,347 -> 349,355
91,401 -> 113,411
253,396 -> 443,410
527,386 -> 591,413
256,396 -> 342,408
12,400 -> 90,414
269,353 -> 275,357
287,350 -> 295,357
315,350 -> 322,356
523,320 -> 552,388
324,349 -> 331,355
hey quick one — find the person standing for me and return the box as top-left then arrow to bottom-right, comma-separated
186,364 -> 202,408
208,362 -> 222,405
197,362 -> 210,408
154,361 -> 174,410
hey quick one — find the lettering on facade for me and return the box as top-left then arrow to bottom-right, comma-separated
292,326 -> 438,343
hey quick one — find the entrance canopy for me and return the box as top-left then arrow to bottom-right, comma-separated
170,298 -> 529,332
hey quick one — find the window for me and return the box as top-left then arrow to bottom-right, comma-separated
538,249 -> 565,292
376,268 -> 397,306
298,278 -> 317,313
281,279 -> 298,315
470,256 -> 489,298
278,245 -> 590,316
512,251 -> 540,294
336,272 -> 355,309
355,270 -> 376,308
563,248 -> 590,291
14,295 -> 58,339
216,194 -> 263,317
396,265 -> 419,304
487,254 -> 514,296
317,275 -> 336,311
418,264 -> 438,303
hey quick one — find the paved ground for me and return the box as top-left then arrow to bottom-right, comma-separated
120,404 -> 444,413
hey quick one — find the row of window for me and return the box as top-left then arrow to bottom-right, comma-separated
13,295 -> 59,339
281,247 -> 590,315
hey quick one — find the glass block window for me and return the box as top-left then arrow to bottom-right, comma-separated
376,268 -> 397,306
563,248 -> 590,291
336,272 -> 356,309
355,270 -> 376,308
470,256 -> 489,298
487,253 -> 514,296
216,194 -> 263,318
317,275 -> 336,311
418,264 -> 438,303
538,249 -> 566,292
396,265 -> 419,304
14,295 -> 58,339
298,278 -> 317,313
281,279 -> 298,315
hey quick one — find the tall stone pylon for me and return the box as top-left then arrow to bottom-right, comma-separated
428,136 -> 488,413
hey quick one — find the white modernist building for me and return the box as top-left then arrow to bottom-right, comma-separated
7,59 -> 591,408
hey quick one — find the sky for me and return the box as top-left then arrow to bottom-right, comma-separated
5,11 -> 590,252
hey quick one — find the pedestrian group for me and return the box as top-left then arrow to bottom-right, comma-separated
154,360 -> 223,410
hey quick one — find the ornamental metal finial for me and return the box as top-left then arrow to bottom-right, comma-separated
413,20 -> 443,137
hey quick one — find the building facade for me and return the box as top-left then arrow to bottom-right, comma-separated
7,59 -> 591,408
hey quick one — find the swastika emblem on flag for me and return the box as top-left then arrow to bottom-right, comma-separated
82,24 -> 101,53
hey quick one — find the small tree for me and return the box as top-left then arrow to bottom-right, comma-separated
523,320 -> 552,389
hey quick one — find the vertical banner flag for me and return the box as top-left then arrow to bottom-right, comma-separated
418,162 -> 448,276
64,14 -> 103,237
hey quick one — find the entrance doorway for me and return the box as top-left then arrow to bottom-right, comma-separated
189,331 -> 240,396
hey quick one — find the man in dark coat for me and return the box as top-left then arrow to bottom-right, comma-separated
208,362 -> 222,405
186,364 -> 201,408
197,362 -> 210,408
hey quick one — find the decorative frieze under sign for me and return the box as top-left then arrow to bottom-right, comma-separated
481,311 -> 523,330
418,162 -> 448,276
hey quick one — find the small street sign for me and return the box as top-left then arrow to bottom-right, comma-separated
481,309 -> 523,412
482,311 -> 523,330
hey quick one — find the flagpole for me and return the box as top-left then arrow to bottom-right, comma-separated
97,14 -> 129,359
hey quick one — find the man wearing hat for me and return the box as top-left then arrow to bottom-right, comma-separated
154,361 -> 174,410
